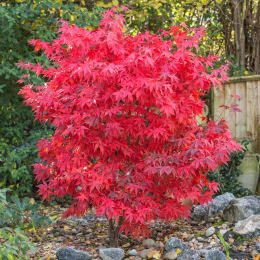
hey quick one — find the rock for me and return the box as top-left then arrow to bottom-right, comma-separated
128,250 -> 138,256
251,250 -> 259,257
192,193 -> 235,220
223,196 -> 260,222
219,229 -> 227,236
205,227 -> 215,237
204,249 -> 226,260
223,230 -> 235,241
233,215 -> 260,238
256,241 -> 260,251
139,249 -> 154,259
71,228 -> 77,234
56,247 -> 93,260
229,249 -> 251,259
142,239 -> 157,248
163,251 -> 178,260
99,248 -> 124,260
208,218 -> 215,223
198,249 -> 207,257
191,205 -> 208,220
177,249 -> 200,260
165,237 -> 187,252
156,241 -> 164,248
209,240 -> 216,246
196,237 -> 204,242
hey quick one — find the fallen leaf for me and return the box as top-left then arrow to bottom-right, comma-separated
147,250 -> 161,259
63,225 -> 71,231
122,243 -> 131,248
176,249 -> 181,255
181,234 -> 190,239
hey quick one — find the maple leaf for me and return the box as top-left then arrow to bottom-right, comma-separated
231,94 -> 241,99
230,104 -> 242,113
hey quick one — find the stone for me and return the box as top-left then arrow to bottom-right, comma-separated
71,228 -> 77,234
223,230 -> 235,241
198,249 -> 207,257
229,249 -> 251,259
99,248 -> 124,260
208,193 -> 236,216
223,196 -> 260,222
205,227 -> 215,237
56,247 -> 93,260
209,240 -> 216,246
142,238 -> 157,248
165,237 -> 187,252
139,249 -> 154,259
163,251 -> 178,260
177,249 -> 200,260
128,250 -> 138,256
192,193 -> 235,220
157,241 -> 164,248
233,215 -> 260,238
204,249 -> 226,260
196,237 -> 204,242
191,205 -> 208,220
219,229 -> 227,236
251,250 -> 259,257
256,241 -> 260,251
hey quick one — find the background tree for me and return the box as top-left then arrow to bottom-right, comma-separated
96,0 -> 260,74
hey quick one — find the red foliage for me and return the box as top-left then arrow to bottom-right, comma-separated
19,8 -> 240,238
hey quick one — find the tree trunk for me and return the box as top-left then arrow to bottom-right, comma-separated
232,0 -> 246,68
108,217 -> 123,247
254,0 -> 260,73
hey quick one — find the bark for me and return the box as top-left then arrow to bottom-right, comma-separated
108,217 -> 123,247
213,0 -> 234,57
232,0 -> 246,68
244,0 -> 252,70
254,0 -> 260,73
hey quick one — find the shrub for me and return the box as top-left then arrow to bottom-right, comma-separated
207,140 -> 253,197
0,227 -> 35,260
0,101 -> 53,196
0,0 -> 103,195
0,188 -> 51,259
19,8 -> 240,245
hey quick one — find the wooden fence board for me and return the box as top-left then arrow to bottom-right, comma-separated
213,76 -> 260,152
235,81 -> 247,140
224,83 -> 236,134
246,81 -> 257,140
214,85 -> 225,122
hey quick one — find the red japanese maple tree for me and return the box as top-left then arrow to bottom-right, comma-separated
19,8 -> 240,246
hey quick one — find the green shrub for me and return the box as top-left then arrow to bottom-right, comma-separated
0,227 -> 35,260
0,101 -> 53,196
207,140 -> 253,197
0,0 -> 103,195
0,188 -> 51,259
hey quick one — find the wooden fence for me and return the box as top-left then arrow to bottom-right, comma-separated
212,75 -> 260,152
